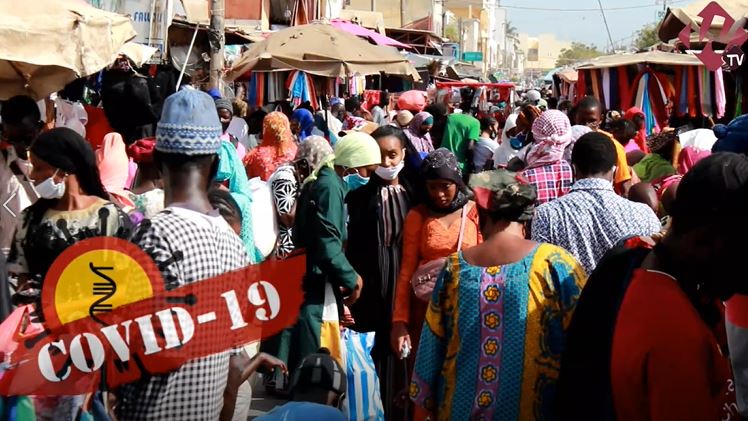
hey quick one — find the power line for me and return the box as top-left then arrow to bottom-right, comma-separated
597,0 -> 616,52
498,0 -> 686,12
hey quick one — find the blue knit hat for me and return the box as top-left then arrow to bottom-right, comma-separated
156,88 -> 223,155
713,114 -> 748,155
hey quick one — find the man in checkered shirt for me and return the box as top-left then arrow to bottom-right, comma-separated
114,88 -> 251,420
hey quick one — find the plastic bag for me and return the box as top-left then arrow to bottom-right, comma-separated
341,329 -> 385,421
248,177 -> 279,258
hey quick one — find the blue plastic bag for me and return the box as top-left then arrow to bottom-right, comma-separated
342,330 -> 385,421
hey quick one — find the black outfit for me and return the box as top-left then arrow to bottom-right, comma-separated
345,173 -> 415,421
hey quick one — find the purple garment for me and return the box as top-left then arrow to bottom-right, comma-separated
404,111 -> 435,154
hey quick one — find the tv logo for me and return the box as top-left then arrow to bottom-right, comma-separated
679,1 -> 748,71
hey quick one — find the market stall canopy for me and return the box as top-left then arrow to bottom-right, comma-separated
0,0 -> 136,100
576,51 -> 704,69
557,69 -> 578,83
329,19 -> 412,49
226,22 -> 421,81
118,42 -> 159,68
658,0 -> 748,43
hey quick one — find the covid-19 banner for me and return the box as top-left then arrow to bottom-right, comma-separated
0,237 -> 306,395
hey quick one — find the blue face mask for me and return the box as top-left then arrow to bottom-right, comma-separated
509,133 -> 526,150
343,172 -> 369,191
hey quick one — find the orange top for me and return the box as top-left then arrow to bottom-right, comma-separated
598,129 -> 632,186
393,202 -> 482,326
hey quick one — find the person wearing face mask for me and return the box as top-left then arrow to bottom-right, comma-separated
473,117 -> 500,172
494,105 -> 541,171
391,148 -> 482,421
6,127 -> 132,420
345,126 -> 417,420
8,127 -> 132,302
291,132 -> 379,369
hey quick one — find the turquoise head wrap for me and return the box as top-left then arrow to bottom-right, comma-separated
215,140 -> 264,263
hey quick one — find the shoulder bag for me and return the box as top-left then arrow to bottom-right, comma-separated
410,204 -> 467,301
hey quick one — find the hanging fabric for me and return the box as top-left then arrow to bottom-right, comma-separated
715,67 -> 726,119
617,66 -> 631,111
286,71 -> 319,109
609,67 -> 620,111
576,70 -> 587,102
590,70 -> 601,102
602,68 -> 611,110
686,66 -> 697,118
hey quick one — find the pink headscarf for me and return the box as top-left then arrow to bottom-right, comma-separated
677,146 -> 710,175
97,133 -> 135,207
525,110 -> 572,169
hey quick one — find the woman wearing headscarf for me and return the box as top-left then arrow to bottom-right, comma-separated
404,111 -> 435,155
391,148 -> 482,421
624,107 -> 649,153
410,170 -> 586,421
494,105 -> 541,170
346,126 -> 417,419
268,136 -> 334,260
243,111 -> 298,181
97,132 -> 136,211
521,110 -> 574,204
291,133 -> 381,368
215,140 -> 264,263
633,129 -> 679,183
7,128 -> 132,419
291,108 -> 320,141
127,137 -> 165,218
260,136 -> 336,394
492,113 -> 523,167
441,113 -> 481,173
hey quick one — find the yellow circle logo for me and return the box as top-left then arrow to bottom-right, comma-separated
43,238 -> 163,330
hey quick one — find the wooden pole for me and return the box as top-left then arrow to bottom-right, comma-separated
209,0 -> 225,90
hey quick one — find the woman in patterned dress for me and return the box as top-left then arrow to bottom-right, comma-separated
267,136 -> 334,260
409,170 -> 586,421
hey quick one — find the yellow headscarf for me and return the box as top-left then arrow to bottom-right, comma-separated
333,132 -> 382,169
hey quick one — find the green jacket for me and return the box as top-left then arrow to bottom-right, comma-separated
294,166 -> 358,292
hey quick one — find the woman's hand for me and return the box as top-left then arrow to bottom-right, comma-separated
244,352 -> 288,380
391,322 -> 411,358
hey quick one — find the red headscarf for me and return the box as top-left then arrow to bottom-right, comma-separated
127,137 -> 156,164
624,107 -> 649,153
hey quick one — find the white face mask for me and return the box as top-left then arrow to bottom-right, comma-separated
34,170 -> 66,199
374,160 -> 404,181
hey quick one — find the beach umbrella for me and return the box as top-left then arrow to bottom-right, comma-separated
227,22 -> 420,81
0,0 -> 136,100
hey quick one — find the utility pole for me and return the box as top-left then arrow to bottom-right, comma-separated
208,0 -> 225,90
400,0 -> 407,27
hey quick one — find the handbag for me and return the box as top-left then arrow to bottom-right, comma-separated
410,204 -> 468,302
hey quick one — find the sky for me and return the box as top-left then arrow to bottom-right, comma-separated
505,0 -> 690,49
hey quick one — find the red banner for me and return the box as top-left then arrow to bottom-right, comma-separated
0,237 -> 306,396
